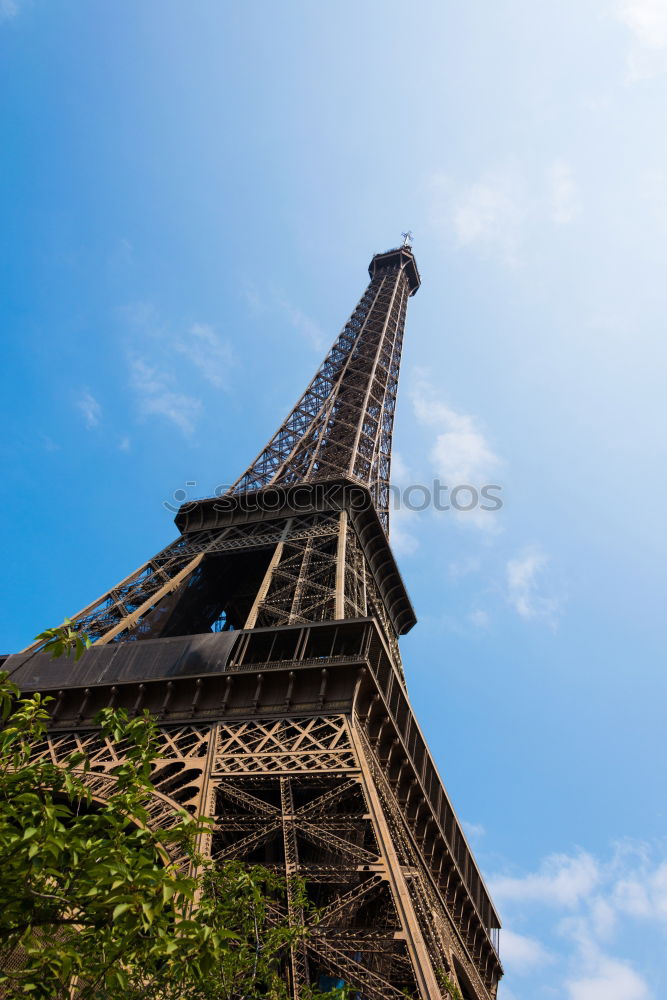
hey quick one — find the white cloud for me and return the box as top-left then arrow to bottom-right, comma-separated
501,928 -> 554,974
40,434 -> 60,453
588,896 -> 618,940
454,181 -> 515,243
280,297 -> 327,351
174,322 -> 235,389
432,169 -> 525,265
492,851 -> 600,908
567,957 -> 651,1000
617,0 -> 667,50
241,279 -> 263,317
412,379 -> 501,486
0,0 -> 19,21
468,609 -> 490,629
616,0 -> 667,78
410,377 -> 503,532
128,357 -> 201,435
548,159 -> 580,225
493,843 -> 667,999
390,450 -> 411,487
390,505 -> 420,556
430,160 -> 583,262
239,281 -> 325,351
120,300 -> 161,332
613,859 -> 667,923
449,556 -> 482,579
120,304 -> 235,436
430,419 -> 499,486
108,237 -> 134,273
506,545 -> 560,624
389,453 -> 419,552
118,435 -> 131,452
121,303 -> 235,389
75,390 -> 102,430
462,819 -> 486,841
614,875 -> 653,918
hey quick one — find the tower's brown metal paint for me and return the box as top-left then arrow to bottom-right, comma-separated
8,246 -> 502,999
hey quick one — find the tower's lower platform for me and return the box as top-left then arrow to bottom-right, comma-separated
6,619 -> 502,1000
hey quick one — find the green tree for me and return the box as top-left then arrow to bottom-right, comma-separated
0,663 -> 335,999
32,619 -> 92,662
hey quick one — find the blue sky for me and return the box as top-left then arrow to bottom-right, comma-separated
2,1 -> 667,997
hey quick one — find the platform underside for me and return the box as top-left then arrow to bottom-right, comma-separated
7,619 -> 501,999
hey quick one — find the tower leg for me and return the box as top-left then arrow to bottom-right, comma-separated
347,718 -> 445,1000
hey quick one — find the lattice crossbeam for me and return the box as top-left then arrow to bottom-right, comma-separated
228,254 -> 416,535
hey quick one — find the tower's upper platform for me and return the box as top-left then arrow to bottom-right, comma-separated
369,245 -> 421,296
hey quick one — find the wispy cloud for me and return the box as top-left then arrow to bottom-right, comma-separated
241,279 -> 263,317
462,819 -> 486,841
411,375 -> 503,531
613,857 -> 667,923
449,555 -> 482,579
174,322 -> 235,389
492,850 -> 600,908
240,281 -> 327,352
549,159 -> 580,225
616,0 -> 667,79
279,298 -> 327,351
0,0 -> 19,22
390,450 -> 411,487
567,956 -> 651,1000
389,451 -> 420,554
121,303 -> 236,385
468,608 -> 490,629
390,505 -> 421,556
128,357 -> 201,436
107,237 -> 134,274
120,303 -> 235,436
40,434 -> 60,453
494,843 -> 663,997
412,377 -> 501,486
120,300 -> 161,332
500,928 -> 555,974
506,545 -> 560,625
430,160 -> 581,264
432,169 -> 525,266
75,390 -> 102,430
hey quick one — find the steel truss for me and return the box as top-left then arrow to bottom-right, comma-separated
229,249 -> 418,533
23,503 -> 409,680
30,707 -> 498,999
12,246 -> 503,999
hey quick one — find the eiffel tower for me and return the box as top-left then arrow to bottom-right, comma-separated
6,242 -> 503,999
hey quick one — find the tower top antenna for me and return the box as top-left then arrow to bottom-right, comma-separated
401,230 -> 414,247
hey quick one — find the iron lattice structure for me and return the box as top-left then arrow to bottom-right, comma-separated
7,245 -> 503,1000
230,245 -> 420,532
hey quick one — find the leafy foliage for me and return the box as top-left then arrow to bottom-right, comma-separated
32,618 -> 92,662
0,669 -> 336,999
437,970 -> 463,1000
